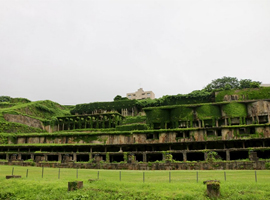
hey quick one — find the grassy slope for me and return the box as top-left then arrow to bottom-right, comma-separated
0,165 -> 270,199
0,100 -> 71,133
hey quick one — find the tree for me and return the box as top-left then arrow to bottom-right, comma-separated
239,79 -> 261,89
204,76 -> 239,92
113,95 -> 128,101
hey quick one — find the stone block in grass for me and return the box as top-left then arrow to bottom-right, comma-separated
203,180 -> 220,199
68,181 -> 83,191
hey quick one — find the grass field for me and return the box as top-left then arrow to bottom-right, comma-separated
1,165 -> 270,200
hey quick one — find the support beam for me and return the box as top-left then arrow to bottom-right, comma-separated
58,154 -> 62,162
73,153 -> 77,162
183,151 -> 187,162
143,153 -> 147,162
226,150 -> 230,161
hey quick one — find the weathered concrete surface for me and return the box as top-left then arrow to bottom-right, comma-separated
4,114 -> 44,129
248,101 -> 270,117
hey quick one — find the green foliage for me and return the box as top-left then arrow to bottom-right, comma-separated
0,122 -> 45,133
204,76 -> 261,92
222,102 -> 247,117
71,99 -> 137,115
122,116 -> 146,125
215,87 -> 270,102
204,76 -> 239,92
196,104 -> 221,120
113,95 -> 128,101
144,109 -> 170,124
115,124 -> 149,131
239,79 -> 261,89
0,96 -> 11,102
170,106 -> 193,121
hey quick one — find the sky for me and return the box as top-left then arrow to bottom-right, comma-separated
0,0 -> 270,105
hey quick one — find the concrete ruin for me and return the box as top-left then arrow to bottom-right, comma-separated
1,96 -> 270,170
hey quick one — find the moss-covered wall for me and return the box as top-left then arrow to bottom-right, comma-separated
196,105 -> 221,120
221,103 -> 247,117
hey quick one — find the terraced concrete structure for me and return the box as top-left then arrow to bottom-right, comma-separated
1,89 -> 270,170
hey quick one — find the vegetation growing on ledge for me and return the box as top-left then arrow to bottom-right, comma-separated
0,122 -> 45,133
115,123 -> 149,131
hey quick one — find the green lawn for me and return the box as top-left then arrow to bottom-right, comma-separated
0,165 -> 270,199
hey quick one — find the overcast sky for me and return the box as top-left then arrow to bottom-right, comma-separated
1,0 -> 270,105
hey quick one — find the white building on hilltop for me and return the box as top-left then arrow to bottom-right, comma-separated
126,88 -> 155,100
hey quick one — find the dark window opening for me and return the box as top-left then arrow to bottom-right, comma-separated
146,133 -> 159,140
259,116 -> 268,124
134,154 -> 143,162
171,144 -> 186,151
147,154 -> 163,162
92,146 -> 105,153
47,155 -> 58,161
230,151 -> 249,160
21,155 -> 31,160
256,150 -> 270,159
239,128 -> 246,134
176,132 -> 184,139
249,127 -> 255,134
187,152 -> 204,161
245,141 -> 262,148
218,119 -> 225,127
207,142 -> 224,150
171,153 -> 183,161
226,141 -> 243,149
153,123 -> 161,129
204,120 -> 213,128
107,146 -> 120,153
189,143 -> 205,150
0,154 -> 6,160
217,151 -> 226,160
217,130 -> 222,136
77,154 -> 89,162
207,130 -> 215,137
185,131 -> 190,138
110,154 -> 124,162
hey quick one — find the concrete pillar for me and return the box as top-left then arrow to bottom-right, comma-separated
263,141 -> 265,147
17,154 -> 21,160
44,155 -> 48,161
225,118 -> 227,126
223,143 -> 226,149
242,142 -> 245,148
183,151 -> 187,162
73,153 -> 77,162
186,145 -> 189,151
6,154 -> 9,160
143,153 -> 147,162
89,153 -> 92,160
256,116 -> 259,124
162,153 -> 166,161
198,120 -> 201,128
31,154 -> 34,160
216,120 -> 219,127
58,154 -> 62,162
226,150 -> 230,161
204,152 -> 208,161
